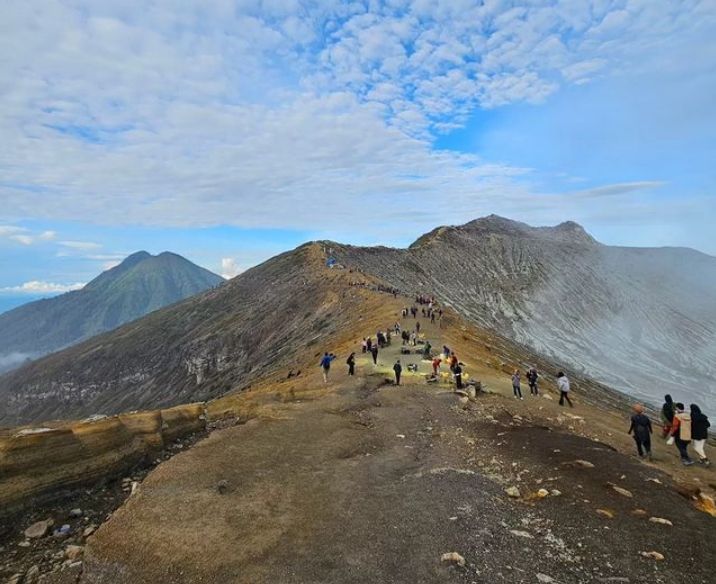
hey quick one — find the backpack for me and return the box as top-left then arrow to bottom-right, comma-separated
677,413 -> 692,441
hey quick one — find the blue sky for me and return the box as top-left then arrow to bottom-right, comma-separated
1,0 -> 715,312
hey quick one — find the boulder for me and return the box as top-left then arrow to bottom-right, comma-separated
440,552 -> 466,567
25,519 -> 53,539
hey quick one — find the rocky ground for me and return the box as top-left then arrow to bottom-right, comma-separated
2,296 -> 714,584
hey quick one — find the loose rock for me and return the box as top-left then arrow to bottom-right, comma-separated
25,519 -> 53,539
640,551 -> 665,561
649,517 -> 673,526
440,552 -> 466,567
505,486 -> 521,498
65,545 -> 84,561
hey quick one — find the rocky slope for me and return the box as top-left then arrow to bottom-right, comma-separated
0,251 -> 223,372
331,215 -> 716,410
0,244 -> 376,426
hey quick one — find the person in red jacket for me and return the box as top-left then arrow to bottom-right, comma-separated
432,357 -> 442,375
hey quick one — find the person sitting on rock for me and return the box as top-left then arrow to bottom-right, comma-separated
628,404 -> 653,459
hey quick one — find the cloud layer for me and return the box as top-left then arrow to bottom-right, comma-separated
0,1 -> 714,241
0,281 -> 86,294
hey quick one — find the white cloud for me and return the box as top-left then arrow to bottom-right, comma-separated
0,281 -> 86,294
10,234 -> 34,245
220,258 -> 242,280
58,240 -> 102,250
0,0 -> 712,239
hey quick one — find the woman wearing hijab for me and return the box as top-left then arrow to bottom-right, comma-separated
628,404 -> 653,459
690,404 -> 711,466
661,395 -> 675,438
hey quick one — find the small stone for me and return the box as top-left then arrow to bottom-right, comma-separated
216,480 -> 229,494
18,540 -> 31,547
69,508 -> 83,518
536,488 -> 550,498
6,574 -> 23,584
537,574 -> 557,583
509,530 -> 534,538
640,551 -> 665,561
574,460 -> 594,468
130,481 -> 140,495
608,483 -> 633,498
550,489 -> 562,497
596,509 -> 615,519
65,545 -> 84,561
631,509 -> 648,517
24,519 -> 52,539
24,565 -> 40,584
440,552 -> 466,567
649,517 -> 673,526
505,486 -> 521,498
83,525 -> 96,537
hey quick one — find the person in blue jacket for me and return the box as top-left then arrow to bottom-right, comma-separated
320,352 -> 336,383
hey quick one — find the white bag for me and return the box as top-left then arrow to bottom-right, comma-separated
666,436 -> 675,446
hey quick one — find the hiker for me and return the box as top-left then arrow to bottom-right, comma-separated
401,330 -> 410,345
512,370 -> 523,400
410,331 -> 417,346
443,345 -> 450,358
432,357 -> 442,375
422,341 -> 432,358
627,404 -> 653,459
449,352 -> 458,372
366,337 -> 372,352
557,372 -> 573,407
393,359 -> 402,385
320,352 -> 336,383
526,367 -> 539,396
453,363 -> 463,389
661,394 -> 675,437
361,338 -> 367,353
430,312 -> 435,324
371,344 -> 379,365
394,322 -> 401,334
690,404 -> 711,466
416,321 -> 421,334
668,403 -> 694,465
346,352 -> 356,376
386,330 -> 392,346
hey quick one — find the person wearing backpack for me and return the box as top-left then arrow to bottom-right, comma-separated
346,352 -> 356,376
668,403 -> 694,465
320,352 -> 336,384
690,404 -> 711,466
557,372 -> 573,407
627,404 -> 653,459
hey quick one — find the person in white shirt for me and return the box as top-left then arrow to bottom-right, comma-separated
557,371 -> 573,407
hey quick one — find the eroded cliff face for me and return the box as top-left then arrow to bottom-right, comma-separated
0,403 -> 206,513
332,216 -> 716,409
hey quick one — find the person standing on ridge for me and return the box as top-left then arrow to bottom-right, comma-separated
628,404 -> 653,459
668,403 -> 694,465
690,404 -> 711,466
512,370 -> 523,400
661,395 -> 675,437
527,367 -> 539,396
453,363 -> 463,389
393,359 -> 402,386
557,372 -> 573,407
320,352 -> 336,383
346,352 -> 356,376
371,344 -> 379,366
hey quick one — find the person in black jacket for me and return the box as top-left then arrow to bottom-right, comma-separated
690,404 -> 711,466
393,359 -> 402,386
628,404 -> 653,459
346,352 -> 356,376
661,394 -> 675,437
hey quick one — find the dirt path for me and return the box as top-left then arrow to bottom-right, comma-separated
79,311 -> 716,584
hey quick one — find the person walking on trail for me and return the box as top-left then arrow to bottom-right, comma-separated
668,403 -> 694,465
320,352 -> 336,383
432,357 -> 442,375
661,394 -> 675,437
346,352 -> 356,376
628,404 -> 653,459
366,337 -> 372,352
431,311 -> 436,324
527,367 -> 539,396
393,359 -> 402,386
690,404 -> 711,466
557,372 -> 573,407
512,370 -> 523,400
370,344 -> 379,365
453,363 -> 463,389
361,338 -> 367,353
416,321 -> 421,334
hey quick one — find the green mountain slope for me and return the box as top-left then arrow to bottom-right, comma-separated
0,251 -> 223,370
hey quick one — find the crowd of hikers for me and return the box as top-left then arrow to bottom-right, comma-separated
323,287 -> 713,471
